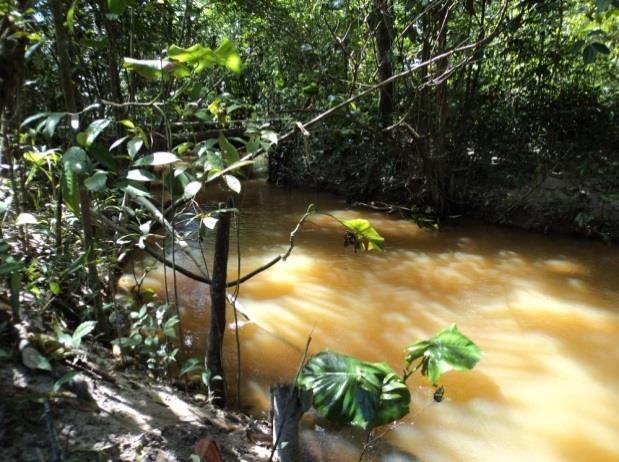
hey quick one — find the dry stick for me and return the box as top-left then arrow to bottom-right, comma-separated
232,205 -> 242,406
268,327 -> 315,462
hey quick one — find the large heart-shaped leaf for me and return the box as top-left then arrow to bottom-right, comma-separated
297,351 -> 410,429
405,324 -> 482,386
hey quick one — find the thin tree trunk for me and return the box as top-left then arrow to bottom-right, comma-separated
50,0 -> 78,112
371,0 -> 395,123
51,0 -> 106,332
206,201 -> 231,407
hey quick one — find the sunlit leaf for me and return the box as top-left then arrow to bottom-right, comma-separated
85,119 -> 112,146
215,38 -> 241,73
223,174 -> 241,193
72,321 -> 97,348
43,113 -> 65,140
15,213 -> 38,226
202,216 -> 218,229
298,351 -> 410,429
20,112 -> 48,129
341,218 -> 384,251
127,136 -> 143,158
123,57 -> 176,79
133,152 -> 180,167
183,181 -> 202,198
118,119 -> 135,129
405,324 -> 482,386
69,114 -> 79,131
126,169 -> 157,182
109,135 -> 129,151
180,357 -> 202,377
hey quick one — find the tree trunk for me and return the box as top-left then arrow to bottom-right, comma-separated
50,0 -> 78,112
371,0 -> 395,124
206,201 -> 231,407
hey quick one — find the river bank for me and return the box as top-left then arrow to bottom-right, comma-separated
0,339 -> 272,461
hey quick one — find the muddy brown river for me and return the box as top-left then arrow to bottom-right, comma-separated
120,180 -> 619,462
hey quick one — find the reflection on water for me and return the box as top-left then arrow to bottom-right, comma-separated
119,180 -> 619,462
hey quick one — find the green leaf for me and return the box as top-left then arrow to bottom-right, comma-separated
405,324 -> 482,386
583,44 -> 597,64
65,0 -> 77,33
20,112 -> 48,129
43,113 -> 65,140
120,182 -> 153,198
163,315 -> 179,337
341,218 -> 384,251
0,261 -> 24,275
127,136 -> 143,158
591,42 -> 610,55
15,213 -> 38,226
109,135 -> 129,151
72,321 -> 97,349
183,181 -> 202,199
61,167 -> 80,216
107,0 -> 128,16
28,349 -> 53,372
214,38 -> 242,73
90,142 -> 119,171
85,119 -> 112,146
63,146 -> 87,174
53,371 -> 80,392
118,119 -> 135,129
218,134 -> 239,165
179,357 -> 202,377
297,351 -> 410,429
168,39 -> 241,74
123,57 -> 175,80
126,169 -> 157,182
223,175 -> 241,194
60,250 -> 89,278
76,131 -> 88,147
133,152 -> 180,167
49,280 -> 61,295
84,171 -> 108,192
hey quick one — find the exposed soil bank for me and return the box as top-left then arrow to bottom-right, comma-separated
0,343 -> 272,462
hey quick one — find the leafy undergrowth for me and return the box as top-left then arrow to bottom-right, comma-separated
0,341 -> 272,462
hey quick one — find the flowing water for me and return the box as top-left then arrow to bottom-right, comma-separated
119,180 -> 619,462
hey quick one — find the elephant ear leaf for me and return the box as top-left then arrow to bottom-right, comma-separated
297,351 -> 410,430
405,324 -> 481,386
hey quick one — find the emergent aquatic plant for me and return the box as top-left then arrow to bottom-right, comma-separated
297,324 -> 482,430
